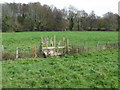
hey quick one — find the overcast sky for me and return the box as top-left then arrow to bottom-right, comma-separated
0,0 -> 119,16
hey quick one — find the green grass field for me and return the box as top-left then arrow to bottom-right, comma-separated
2,49 -> 118,88
2,31 -> 119,88
2,31 -> 118,51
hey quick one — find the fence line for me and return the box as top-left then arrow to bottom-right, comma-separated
1,40 -> 119,60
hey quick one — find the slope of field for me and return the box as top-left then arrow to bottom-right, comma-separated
2,31 -> 118,51
2,49 -> 118,88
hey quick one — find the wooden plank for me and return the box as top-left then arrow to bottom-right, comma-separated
42,46 -> 65,50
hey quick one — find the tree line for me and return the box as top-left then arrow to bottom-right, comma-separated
2,2 -> 120,32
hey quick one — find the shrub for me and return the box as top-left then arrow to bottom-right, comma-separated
2,51 -> 15,60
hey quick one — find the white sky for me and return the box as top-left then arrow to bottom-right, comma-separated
0,0 -> 119,16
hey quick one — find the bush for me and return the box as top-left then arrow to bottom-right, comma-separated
2,51 -> 15,60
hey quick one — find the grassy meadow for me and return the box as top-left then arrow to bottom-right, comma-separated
2,31 -> 119,88
2,49 -> 118,88
2,31 -> 118,51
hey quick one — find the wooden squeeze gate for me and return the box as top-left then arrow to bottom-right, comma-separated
39,35 -> 69,57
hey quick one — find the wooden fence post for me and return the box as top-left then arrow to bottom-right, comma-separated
47,41 -> 49,47
40,42 -> 43,53
65,39 -> 69,54
50,38 -> 53,46
1,45 -> 4,52
96,41 -> 99,50
56,40 -> 61,53
62,37 -> 65,46
58,40 -> 61,46
62,37 -> 65,53
0,45 -> 4,61
107,41 -> 109,45
82,42 -> 86,52
33,46 -> 37,58
41,37 -> 43,43
54,35 -> 56,52
117,42 -> 119,48
105,41 -> 109,49
16,47 -> 18,59
118,42 -> 120,48
54,35 -> 56,47
46,38 -> 49,48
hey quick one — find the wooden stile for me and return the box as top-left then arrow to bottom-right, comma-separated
39,36 -> 69,57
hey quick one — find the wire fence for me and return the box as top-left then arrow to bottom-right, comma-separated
1,41 -> 120,60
